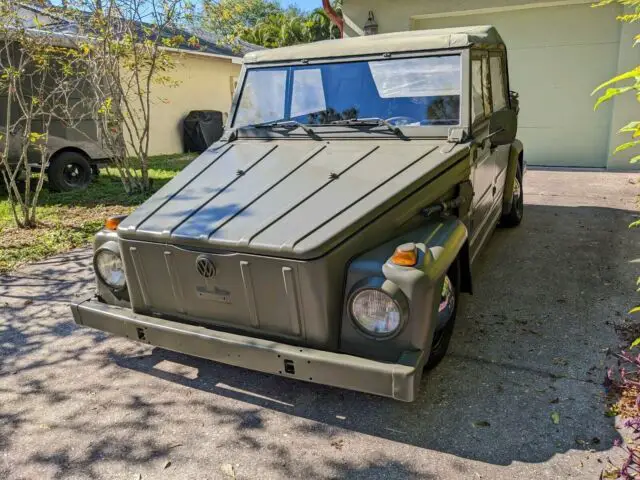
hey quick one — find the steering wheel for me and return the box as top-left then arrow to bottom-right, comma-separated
385,116 -> 420,126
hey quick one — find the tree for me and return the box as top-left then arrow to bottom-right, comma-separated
201,0 -> 342,49
592,0 -> 640,315
592,1 -> 640,168
66,0 -> 191,194
0,2 -> 87,227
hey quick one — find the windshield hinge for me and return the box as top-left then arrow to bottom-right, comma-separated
447,127 -> 468,143
441,127 -> 468,154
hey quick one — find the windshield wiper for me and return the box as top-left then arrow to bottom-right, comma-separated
253,120 -> 316,137
330,117 -> 402,136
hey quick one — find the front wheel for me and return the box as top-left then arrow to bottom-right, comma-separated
501,161 -> 524,227
425,262 -> 460,370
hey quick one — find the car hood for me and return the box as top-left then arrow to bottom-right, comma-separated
118,139 -> 467,259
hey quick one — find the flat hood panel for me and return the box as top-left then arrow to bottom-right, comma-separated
119,139 -> 457,259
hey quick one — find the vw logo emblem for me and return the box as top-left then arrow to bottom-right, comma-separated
195,256 -> 216,278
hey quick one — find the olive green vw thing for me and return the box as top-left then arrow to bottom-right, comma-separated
70,26 -> 524,402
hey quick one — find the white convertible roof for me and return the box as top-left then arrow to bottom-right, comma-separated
244,25 -> 504,64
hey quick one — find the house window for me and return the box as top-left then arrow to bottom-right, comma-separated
490,54 -> 507,111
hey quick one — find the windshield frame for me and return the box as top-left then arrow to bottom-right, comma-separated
228,48 -> 471,139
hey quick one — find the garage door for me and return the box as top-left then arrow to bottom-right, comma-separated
414,3 -> 621,167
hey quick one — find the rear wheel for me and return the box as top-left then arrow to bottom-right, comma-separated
425,262 -> 460,370
47,151 -> 92,192
501,161 -> 524,227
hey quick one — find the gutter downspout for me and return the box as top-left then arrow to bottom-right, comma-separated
322,0 -> 344,38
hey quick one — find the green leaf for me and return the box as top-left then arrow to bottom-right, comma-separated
613,140 -> 640,154
551,412 -> 560,424
592,67 -> 640,94
630,154 -> 640,164
631,337 -> 640,348
594,86 -> 635,110
630,306 -> 640,315
619,121 -> 640,133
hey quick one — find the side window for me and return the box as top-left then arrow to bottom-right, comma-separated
471,58 -> 484,124
471,55 -> 492,124
482,56 -> 492,115
490,54 -> 507,111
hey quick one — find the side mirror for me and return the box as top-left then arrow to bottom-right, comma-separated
489,109 -> 517,146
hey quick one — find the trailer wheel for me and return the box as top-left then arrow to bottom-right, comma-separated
48,151 -> 92,192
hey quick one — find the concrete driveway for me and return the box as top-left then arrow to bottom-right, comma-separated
1,170 -> 638,480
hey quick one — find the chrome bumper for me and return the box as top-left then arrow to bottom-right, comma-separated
70,296 -> 424,402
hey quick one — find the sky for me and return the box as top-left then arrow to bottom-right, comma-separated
280,0 -> 322,12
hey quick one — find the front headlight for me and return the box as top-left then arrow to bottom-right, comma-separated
94,245 -> 126,290
350,288 -> 403,337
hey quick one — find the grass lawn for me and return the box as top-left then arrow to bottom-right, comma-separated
0,153 -> 196,274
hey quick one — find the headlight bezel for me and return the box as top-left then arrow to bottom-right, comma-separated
93,241 -> 127,291
347,277 -> 409,340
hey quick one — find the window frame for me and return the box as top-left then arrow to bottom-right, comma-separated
228,49 -> 470,139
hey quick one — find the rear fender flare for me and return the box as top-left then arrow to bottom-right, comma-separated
502,139 -> 524,214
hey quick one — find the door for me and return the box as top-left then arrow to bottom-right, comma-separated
489,51 -> 511,199
414,2 -> 621,167
469,52 -> 498,259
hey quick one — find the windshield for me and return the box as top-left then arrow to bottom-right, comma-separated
232,55 -> 461,129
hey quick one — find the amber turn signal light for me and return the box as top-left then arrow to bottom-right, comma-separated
105,216 -> 126,231
391,242 -> 418,267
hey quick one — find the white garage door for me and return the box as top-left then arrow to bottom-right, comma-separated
414,3 -> 621,167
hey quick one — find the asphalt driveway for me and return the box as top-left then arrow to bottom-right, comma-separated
1,170 -> 638,479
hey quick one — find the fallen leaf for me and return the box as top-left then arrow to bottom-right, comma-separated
550,397 -> 560,404
23,299 -> 33,306
551,412 -> 560,424
163,461 -> 171,469
330,439 -> 345,450
220,463 -> 236,478
472,421 -> 490,428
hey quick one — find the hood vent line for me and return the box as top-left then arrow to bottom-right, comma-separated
290,145 -> 438,252
206,143 -> 328,241
168,144 -> 279,238
130,143 -> 235,233
246,145 -> 381,246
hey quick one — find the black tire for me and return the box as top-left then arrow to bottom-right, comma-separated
425,261 -> 460,370
501,161 -> 524,227
47,151 -> 92,192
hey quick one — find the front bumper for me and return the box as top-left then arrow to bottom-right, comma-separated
70,296 -> 425,402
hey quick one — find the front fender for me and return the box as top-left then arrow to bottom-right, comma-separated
339,218 -> 468,362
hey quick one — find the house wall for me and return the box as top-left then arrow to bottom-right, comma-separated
342,0 -> 640,170
145,52 -> 242,156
